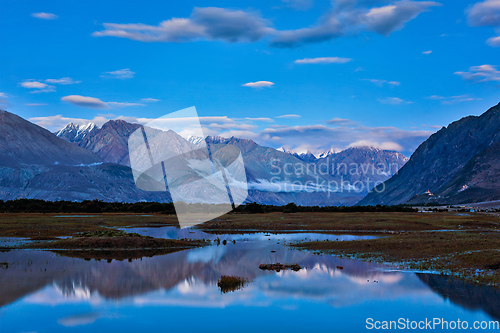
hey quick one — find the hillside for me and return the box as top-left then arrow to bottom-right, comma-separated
359,102 -> 500,206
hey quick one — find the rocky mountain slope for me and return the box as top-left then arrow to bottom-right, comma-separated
56,120 -> 141,166
359,102 -> 500,206
0,110 -> 170,202
53,118 -> 409,206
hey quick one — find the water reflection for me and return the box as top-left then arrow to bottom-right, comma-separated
0,228 -> 498,332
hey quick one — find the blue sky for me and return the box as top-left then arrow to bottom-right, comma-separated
0,0 -> 499,156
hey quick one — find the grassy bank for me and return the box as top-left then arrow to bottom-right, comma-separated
292,230 -> 500,287
0,213 -> 179,239
198,211 -> 500,233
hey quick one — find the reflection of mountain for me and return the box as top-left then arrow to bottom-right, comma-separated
417,273 -> 500,320
0,242 -> 412,307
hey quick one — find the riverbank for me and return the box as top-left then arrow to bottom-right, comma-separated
291,230 -> 500,287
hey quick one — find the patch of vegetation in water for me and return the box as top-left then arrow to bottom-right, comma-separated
217,275 -> 250,293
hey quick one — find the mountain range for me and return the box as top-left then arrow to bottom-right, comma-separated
0,110 -> 410,205
360,102 -> 500,206
0,111 -> 171,202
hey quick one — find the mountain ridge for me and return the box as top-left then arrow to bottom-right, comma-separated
359,102 -> 500,206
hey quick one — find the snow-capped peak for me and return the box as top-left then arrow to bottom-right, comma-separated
316,148 -> 337,159
187,135 -> 205,146
56,122 -> 99,143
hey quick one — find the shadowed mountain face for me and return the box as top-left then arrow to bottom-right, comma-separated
57,120 -> 141,166
359,102 -> 500,206
0,111 -> 101,167
0,110 -> 171,202
51,118 -> 408,206
1,111 -> 408,206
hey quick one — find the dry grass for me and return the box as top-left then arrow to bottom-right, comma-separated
198,211 -> 500,233
0,213 -> 178,239
292,230 -> 500,287
217,275 -> 250,293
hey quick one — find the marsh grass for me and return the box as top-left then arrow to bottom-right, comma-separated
292,231 -> 500,287
217,275 -> 250,293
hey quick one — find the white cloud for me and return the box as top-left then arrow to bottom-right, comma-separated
0,93 -> 6,98
426,94 -> 482,104
31,111 -> 433,156
294,57 -> 352,64
487,35 -> 500,46
422,50 -> 432,54
100,68 -> 135,79
242,81 -> 274,88
107,102 -> 145,108
141,98 -> 161,102
245,117 -> 274,122
454,64 -> 500,83
276,114 -> 301,118
362,79 -> 400,87
32,12 -> 58,20
29,114 -> 110,131
282,0 -> 314,11
362,2 -> 441,36
93,7 -> 274,43
349,140 -> 404,152
467,0 -> 500,27
61,95 -> 110,109
92,3 -> 440,48
61,95 -> 147,109
26,103 -> 47,106
378,97 -> 411,104
260,121 -> 432,154
467,0 -> 500,46
21,81 -> 48,89
326,117 -> 358,126
45,77 -> 81,85
20,80 -> 56,93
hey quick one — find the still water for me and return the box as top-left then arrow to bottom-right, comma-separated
0,227 -> 499,332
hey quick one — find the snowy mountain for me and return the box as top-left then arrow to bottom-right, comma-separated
55,122 -> 98,143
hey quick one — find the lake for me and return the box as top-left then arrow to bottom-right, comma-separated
0,227 -> 499,332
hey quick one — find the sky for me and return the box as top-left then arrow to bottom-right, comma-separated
0,0 -> 499,157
